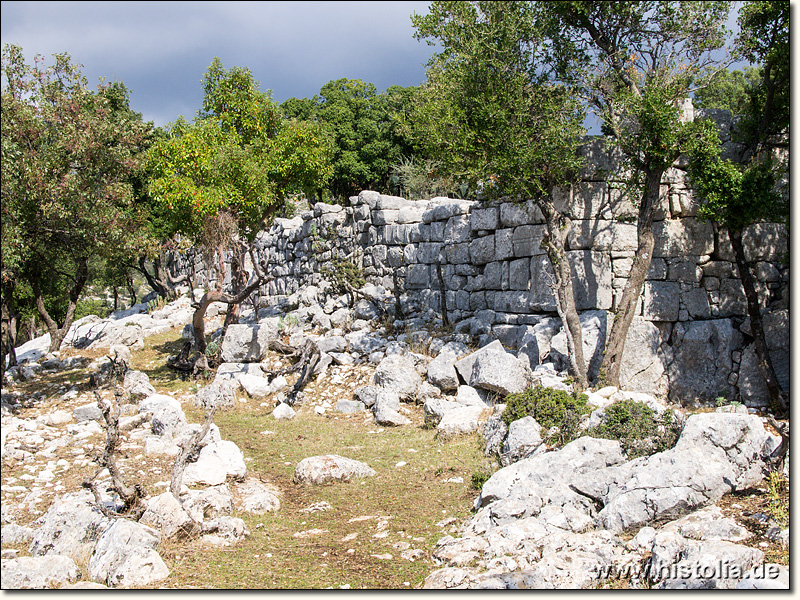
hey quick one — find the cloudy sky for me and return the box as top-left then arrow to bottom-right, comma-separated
1,1 -> 436,126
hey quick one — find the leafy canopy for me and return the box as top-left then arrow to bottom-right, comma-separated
689,0 -> 788,232
1,44 -> 151,304
147,58 -> 332,243
410,0 -> 586,201
282,78 -> 416,201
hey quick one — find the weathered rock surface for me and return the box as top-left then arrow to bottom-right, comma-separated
88,519 -> 170,588
374,354 -> 421,401
219,322 -> 278,363
293,455 -> 376,485
1,555 -> 82,589
139,492 -> 201,541
29,490 -> 111,564
183,440 -> 247,486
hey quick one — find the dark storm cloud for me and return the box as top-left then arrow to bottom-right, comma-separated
1,1 -> 435,126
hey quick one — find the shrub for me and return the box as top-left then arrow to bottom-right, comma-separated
502,385 -> 591,446
588,399 -> 682,459
471,470 -> 492,491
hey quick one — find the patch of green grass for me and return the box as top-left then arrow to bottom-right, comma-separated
157,404 -> 491,589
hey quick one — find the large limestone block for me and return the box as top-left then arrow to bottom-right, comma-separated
293,455 -> 376,485
437,405 -> 485,438
470,349 -> 533,396
183,440 -> 247,486
220,322 -> 278,363
29,490 -> 111,564
652,218 -> 714,258
529,252 -> 612,311
374,354 -> 421,401
618,318 -> 668,398
88,519 -> 169,588
139,492 -> 201,541
667,319 -> 742,404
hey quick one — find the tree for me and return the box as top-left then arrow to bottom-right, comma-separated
147,58 -> 332,363
536,1 -> 732,387
693,66 -> 762,115
1,45 -> 152,355
411,1 -> 591,387
689,0 -> 788,414
282,79 -> 416,201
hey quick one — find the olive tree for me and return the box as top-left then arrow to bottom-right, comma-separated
536,1 -> 732,386
411,1 -> 591,387
689,0 -> 788,414
147,58 -> 332,364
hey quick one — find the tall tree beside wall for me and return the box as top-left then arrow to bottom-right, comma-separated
689,0 -> 789,414
1,44 -> 152,355
147,58 -> 332,360
535,1 -> 732,387
411,1 -> 591,388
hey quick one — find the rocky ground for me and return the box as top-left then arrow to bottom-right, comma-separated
0,285 -> 790,589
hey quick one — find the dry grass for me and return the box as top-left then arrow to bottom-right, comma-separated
2,325 -> 495,589
156,398 -> 493,589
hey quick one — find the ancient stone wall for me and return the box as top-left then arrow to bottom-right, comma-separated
171,120 -> 788,408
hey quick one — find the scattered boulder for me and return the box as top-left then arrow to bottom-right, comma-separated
235,478 -> 280,514
182,485 -> 235,522
427,351 -> 460,391
88,519 -> 169,588
272,403 -> 296,420
123,370 -> 155,402
293,455 -> 376,485
374,354 -> 421,401
219,322 -> 278,363
501,416 -> 544,466
424,398 -> 460,428
29,490 -> 111,564
183,440 -> 247,486
437,405 -> 485,438
1,555 -> 82,589
139,492 -> 201,541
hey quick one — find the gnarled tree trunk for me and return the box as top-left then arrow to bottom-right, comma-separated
33,257 -> 89,352
729,229 -> 787,414
600,166 -> 662,387
540,202 -> 587,390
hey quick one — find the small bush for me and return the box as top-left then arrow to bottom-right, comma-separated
502,385 -> 591,446
471,470 -> 491,491
588,400 -> 682,459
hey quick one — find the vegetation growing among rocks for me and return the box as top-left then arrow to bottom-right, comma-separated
588,400 -> 682,459
502,385 -> 591,446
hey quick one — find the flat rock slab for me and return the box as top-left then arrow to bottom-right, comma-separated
294,455 -> 376,485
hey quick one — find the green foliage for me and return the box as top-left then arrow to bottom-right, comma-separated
588,400 -> 682,459
204,340 -> 221,359
2,44 -> 153,347
281,79 -> 416,201
502,385 -> 591,446
693,67 -> 761,115
322,258 -> 366,296
74,298 -> 112,321
411,1 -> 586,203
766,472 -> 788,527
390,156 -> 457,200
471,470 -> 492,491
147,58 -> 333,244
147,295 -> 168,314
